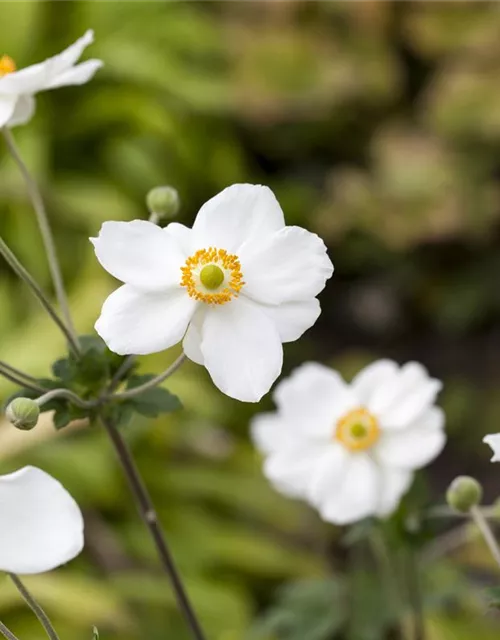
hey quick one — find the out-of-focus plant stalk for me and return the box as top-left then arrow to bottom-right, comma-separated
1,128 -> 78,352
111,353 -> 187,400
0,620 -> 20,640
405,550 -> 425,640
470,505 -> 500,569
9,574 -> 60,640
0,362 -> 47,394
0,236 -> 79,355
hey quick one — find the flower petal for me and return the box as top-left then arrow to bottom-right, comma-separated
251,412 -> 298,455
374,408 -> 446,469
200,296 -> 282,402
0,467 -> 83,575
45,30 -> 96,77
273,362 -> 355,438
164,222 -> 193,258
46,59 -> 103,89
95,285 -> 196,355
192,184 -> 285,252
377,467 -> 413,517
307,443 -> 350,506
259,298 -> 321,343
91,220 -> 185,291
6,94 -> 35,127
182,308 -> 205,365
263,442 -> 326,499
351,359 -> 399,405
315,454 -> 380,525
240,226 -> 333,305
0,94 -> 17,127
484,434 -> 500,462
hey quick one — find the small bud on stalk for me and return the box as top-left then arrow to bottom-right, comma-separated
146,186 -> 180,220
5,397 -> 40,430
446,475 -> 483,513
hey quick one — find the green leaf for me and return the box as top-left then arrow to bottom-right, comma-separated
124,374 -> 182,417
486,586 -> 500,608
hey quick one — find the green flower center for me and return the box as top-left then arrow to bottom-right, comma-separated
350,423 -> 368,439
200,264 -> 224,290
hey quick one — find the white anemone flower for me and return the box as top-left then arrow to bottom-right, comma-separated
0,466 -> 84,574
252,359 -> 446,525
92,184 -> 333,402
483,434 -> 500,462
0,30 -> 102,128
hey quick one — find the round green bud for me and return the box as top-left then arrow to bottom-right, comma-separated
200,264 -> 224,290
6,397 -> 40,431
446,476 -> 483,513
146,186 -> 180,219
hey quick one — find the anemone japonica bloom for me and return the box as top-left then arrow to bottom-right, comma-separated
483,434 -> 500,462
0,30 -> 102,128
92,184 -> 333,402
252,360 -> 446,525
0,466 -> 83,574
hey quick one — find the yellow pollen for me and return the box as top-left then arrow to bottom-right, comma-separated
180,247 -> 245,305
0,55 -> 16,77
335,407 -> 380,452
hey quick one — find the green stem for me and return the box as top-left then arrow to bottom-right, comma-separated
9,574 -> 60,640
0,365 -> 48,394
110,353 -> 186,400
0,621 -> 20,640
2,128 -> 77,347
405,549 -> 425,640
0,361 -> 39,385
0,236 -> 79,355
470,505 -> 500,569
35,388 -> 98,410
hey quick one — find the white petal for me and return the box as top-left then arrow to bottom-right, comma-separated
45,30 -> 96,77
0,94 -> 17,127
46,59 -> 102,89
95,285 -> 196,356
263,442 -> 325,499
0,467 -> 83,574
374,408 -> 446,469
200,296 -> 282,402
351,359 -> 399,405
316,454 -> 380,526
182,308 -> 205,365
377,467 -> 413,517
240,226 -> 333,305
260,298 -> 321,342
91,220 -> 185,291
192,184 -> 285,253
6,94 -> 35,127
251,412 -> 298,455
307,443 -> 350,506
273,362 -> 355,438
484,434 -> 500,462
164,222 -> 193,258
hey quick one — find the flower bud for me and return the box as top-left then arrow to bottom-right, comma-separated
446,476 -> 483,513
6,397 -> 40,430
146,186 -> 180,220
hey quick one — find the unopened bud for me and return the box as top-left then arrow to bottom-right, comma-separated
446,476 -> 483,513
5,397 -> 40,430
146,186 -> 180,220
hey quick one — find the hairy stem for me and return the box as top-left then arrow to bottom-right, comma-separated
470,505 -> 500,569
9,574 -> 60,640
2,128 -> 77,347
100,417 -> 206,640
0,236 -> 79,355
0,621 -> 20,640
110,353 -> 186,400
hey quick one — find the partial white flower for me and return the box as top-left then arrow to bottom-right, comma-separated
483,434 -> 500,462
0,466 -> 84,574
0,30 -> 102,128
92,184 -> 333,402
251,359 -> 446,525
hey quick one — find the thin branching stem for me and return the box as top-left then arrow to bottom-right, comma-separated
0,360 -> 39,385
2,128 -> 77,347
0,621 -> 20,640
405,549 -> 425,640
0,236 -> 79,355
110,353 -> 187,401
9,574 -> 60,640
0,365 -> 48,394
35,388 -> 99,410
470,506 -> 500,569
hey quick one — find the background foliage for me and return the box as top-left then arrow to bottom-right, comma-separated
1,1 -> 500,638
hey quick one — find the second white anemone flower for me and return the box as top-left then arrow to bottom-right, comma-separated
252,360 -> 446,525
483,434 -> 500,462
92,184 -> 333,402
0,30 -> 102,128
0,466 -> 84,574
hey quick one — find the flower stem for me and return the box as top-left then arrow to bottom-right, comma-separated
0,365 -> 48,394
2,128 -> 77,347
470,505 -> 500,569
110,353 -> 187,400
0,361 -> 39,385
0,236 -> 79,356
0,621 -> 20,640
35,388 -> 98,410
405,549 -> 425,640
9,574 -> 60,640
100,416 -> 206,640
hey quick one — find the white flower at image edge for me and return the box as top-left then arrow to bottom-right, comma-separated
0,466 -> 83,574
92,184 -> 333,402
251,360 -> 446,525
483,434 -> 500,462
0,30 -> 102,128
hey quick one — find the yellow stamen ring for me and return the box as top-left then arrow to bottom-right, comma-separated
0,55 -> 16,77
180,247 -> 244,305
335,407 -> 380,452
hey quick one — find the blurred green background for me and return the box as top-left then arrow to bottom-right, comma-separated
2,1 -> 500,638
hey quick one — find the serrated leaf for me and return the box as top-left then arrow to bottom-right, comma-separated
124,374 -> 182,417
